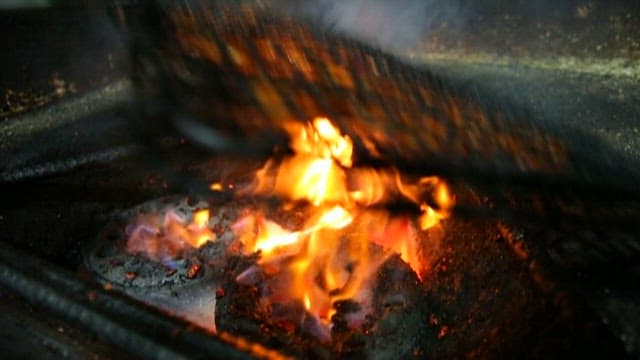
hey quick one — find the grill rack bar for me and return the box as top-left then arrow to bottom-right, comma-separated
0,243 -> 280,359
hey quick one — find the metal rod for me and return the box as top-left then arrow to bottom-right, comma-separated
0,244 -> 258,359
0,145 -> 139,184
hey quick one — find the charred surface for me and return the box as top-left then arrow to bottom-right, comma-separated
213,187 -> 626,358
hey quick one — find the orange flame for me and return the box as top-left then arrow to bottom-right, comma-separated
210,182 -> 224,191
252,117 -> 354,206
231,116 -> 455,332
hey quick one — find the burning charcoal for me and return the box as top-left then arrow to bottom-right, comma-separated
333,299 -> 361,314
216,286 -> 225,299
301,314 -> 331,344
84,196 -> 242,334
185,262 -> 202,279
125,271 -> 137,281
331,300 -> 368,356
437,325 -> 449,339
235,264 -> 264,286
270,301 -> 306,326
357,256 -> 427,358
428,313 -> 440,326
109,259 -> 123,267
332,300 -> 367,331
164,267 -> 177,277
333,330 -> 367,357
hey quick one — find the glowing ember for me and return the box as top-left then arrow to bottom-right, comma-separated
231,116 -> 455,337
210,182 -> 224,191
126,207 -> 216,262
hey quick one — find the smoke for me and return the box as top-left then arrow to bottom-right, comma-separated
275,0 -> 636,56
279,0 -> 469,52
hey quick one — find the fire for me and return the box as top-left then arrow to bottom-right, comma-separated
126,207 -> 215,262
210,182 -> 224,191
253,216 -> 301,257
288,117 -> 353,168
251,117 -> 354,206
303,293 -> 311,311
191,209 -> 213,247
124,116 -> 453,338
231,116 -> 454,336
